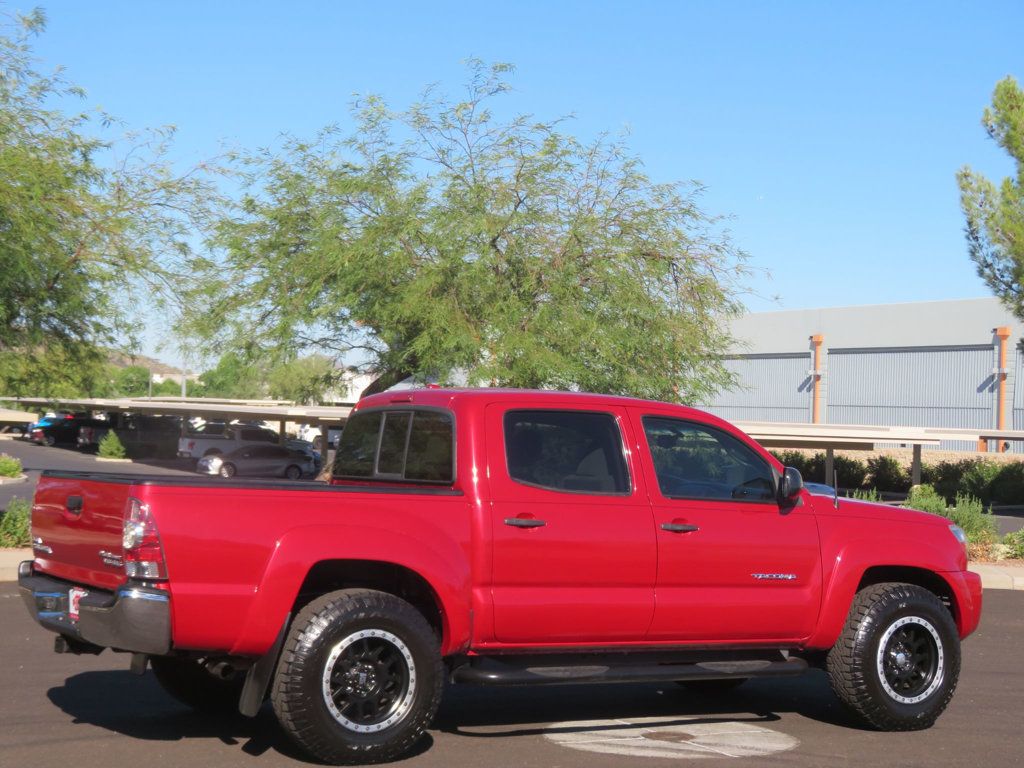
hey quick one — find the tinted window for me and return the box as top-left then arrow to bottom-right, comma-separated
405,411 -> 455,482
504,410 -> 629,494
643,417 -> 775,502
333,412 -> 382,477
332,409 -> 454,484
376,412 -> 412,475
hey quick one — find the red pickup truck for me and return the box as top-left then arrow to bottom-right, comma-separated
19,389 -> 982,764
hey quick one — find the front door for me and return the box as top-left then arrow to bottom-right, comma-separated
487,402 -> 656,645
630,408 -> 822,643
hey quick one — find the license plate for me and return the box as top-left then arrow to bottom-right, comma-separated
68,587 -> 88,621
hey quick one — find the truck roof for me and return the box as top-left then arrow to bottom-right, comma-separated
356,387 -> 710,419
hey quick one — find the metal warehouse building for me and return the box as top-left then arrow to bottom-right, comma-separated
702,298 -> 1023,452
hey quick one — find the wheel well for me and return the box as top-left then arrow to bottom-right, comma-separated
857,566 -> 957,623
294,560 -> 445,643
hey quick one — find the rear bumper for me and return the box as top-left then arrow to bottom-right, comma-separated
18,562 -> 171,655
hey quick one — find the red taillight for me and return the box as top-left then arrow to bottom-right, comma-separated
122,498 -> 168,580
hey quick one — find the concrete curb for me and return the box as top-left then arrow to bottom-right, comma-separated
95,457 -> 132,463
0,474 -> 28,485
0,548 -> 32,582
969,562 -> 1024,591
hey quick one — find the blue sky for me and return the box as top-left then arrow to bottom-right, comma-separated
21,0 -> 1024,366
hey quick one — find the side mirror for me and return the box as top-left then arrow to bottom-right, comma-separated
779,466 -> 803,502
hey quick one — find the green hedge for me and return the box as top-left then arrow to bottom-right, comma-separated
769,450 -> 1024,505
0,453 -> 21,478
0,498 -> 30,548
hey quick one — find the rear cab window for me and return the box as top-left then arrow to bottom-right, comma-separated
332,408 -> 455,485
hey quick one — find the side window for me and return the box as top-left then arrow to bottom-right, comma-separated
332,409 -> 454,484
504,410 -> 630,494
643,417 -> 776,502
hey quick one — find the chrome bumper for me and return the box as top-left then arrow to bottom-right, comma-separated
18,562 -> 171,655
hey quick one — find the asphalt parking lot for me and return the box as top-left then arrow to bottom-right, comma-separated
0,582 -> 1020,768
0,436 -> 196,512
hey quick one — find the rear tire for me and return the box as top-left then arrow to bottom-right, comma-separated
271,588 -> 443,765
826,582 -> 960,730
150,656 -> 245,713
285,464 -> 302,480
44,434 -> 56,447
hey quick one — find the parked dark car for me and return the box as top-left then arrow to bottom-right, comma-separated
196,444 -> 317,479
31,417 -> 107,447
78,413 -> 182,458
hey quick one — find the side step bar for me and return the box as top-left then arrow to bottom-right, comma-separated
451,653 -> 808,687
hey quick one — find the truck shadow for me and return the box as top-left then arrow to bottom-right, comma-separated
46,668 -> 863,761
45,670 -> 432,763
434,670 -> 866,735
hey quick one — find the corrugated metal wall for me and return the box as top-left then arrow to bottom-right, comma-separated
703,353 -> 812,423
828,345 -> 995,450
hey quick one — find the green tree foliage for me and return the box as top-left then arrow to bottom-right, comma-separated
267,355 -> 335,404
0,9 -> 220,396
114,365 -> 151,396
958,76 -> 1024,317
198,352 -> 265,399
189,62 -> 748,402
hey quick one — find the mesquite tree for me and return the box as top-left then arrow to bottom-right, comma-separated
190,62 -> 750,403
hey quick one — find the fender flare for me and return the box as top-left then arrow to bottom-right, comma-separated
805,535 -> 963,649
228,523 -> 472,656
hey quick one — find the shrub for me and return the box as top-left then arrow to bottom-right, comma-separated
867,455 -> 910,492
1005,528 -> 1024,560
98,430 -> 127,459
960,461 -> 1002,505
905,484 -> 949,516
989,462 -> 1024,506
947,494 -> 999,547
833,455 -> 868,489
850,488 -> 880,501
0,453 -> 22,478
0,498 -> 30,547
905,486 -> 999,555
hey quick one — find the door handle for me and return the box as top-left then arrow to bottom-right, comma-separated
504,517 -> 546,528
661,523 -> 699,533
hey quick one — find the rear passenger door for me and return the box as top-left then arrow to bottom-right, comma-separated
486,403 -> 656,645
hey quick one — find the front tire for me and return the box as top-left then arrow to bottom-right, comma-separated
219,463 -> 236,478
271,589 -> 443,764
285,464 -> 302,480
826,582 -> 960,730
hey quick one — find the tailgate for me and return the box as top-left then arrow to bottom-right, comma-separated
32,474 -> 130,590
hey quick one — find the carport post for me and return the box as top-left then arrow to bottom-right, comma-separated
911,444 -> 922,486
278,419 -> 287,444
825,447 -> 834,489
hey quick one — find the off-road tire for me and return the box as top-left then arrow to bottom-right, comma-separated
150,656 -> 245,713
676,678 -> 748,694
826,582 -> 960,730
271,588 -> 443,765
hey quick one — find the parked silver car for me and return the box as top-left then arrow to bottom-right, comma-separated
196,444 -> 317,480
